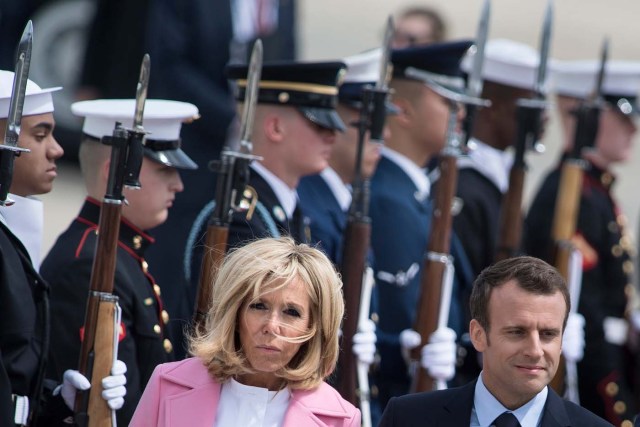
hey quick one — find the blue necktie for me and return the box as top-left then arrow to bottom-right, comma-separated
491,412 -> 521,427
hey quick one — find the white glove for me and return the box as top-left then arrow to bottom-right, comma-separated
421,327 -> 457,381
56,360 -> 128,411
399,328 -> 421,365
352,319 -> 377,366
562,312 -> 585,363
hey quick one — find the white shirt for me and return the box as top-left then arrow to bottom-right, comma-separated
215,378 -> 290,427
470,372 -> 547,427
457,138 -> 514,194
381,146 -> 431,201
0,194 -> 44,269
320,167 -> 352,212
251,162 -> 297,219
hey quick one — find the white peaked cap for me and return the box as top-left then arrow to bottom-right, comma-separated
0,70 -> 61,118
343,48 -> 383,84
552,59 -> 640,98
461,38 -> 542,91
71,99 -> 199,140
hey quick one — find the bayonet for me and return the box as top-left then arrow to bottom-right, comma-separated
535,0 -> 553,97
0,21 -> 33,205
123,54 -> 150,190
376,16 -> 394,90
133,54 -> 150,132
238,40 -> 263,154
591,38 -> 609,103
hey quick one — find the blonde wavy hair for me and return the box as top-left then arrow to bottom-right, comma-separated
189,237 -> 344,390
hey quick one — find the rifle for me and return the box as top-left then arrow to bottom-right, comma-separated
0,21 -> 33,206
405,3 -> 491,393
336,18 -> 393,420
193,41 -> 262,333
548,39 -> 608,398
495,0 -> 553,262
75,54 -> 150,427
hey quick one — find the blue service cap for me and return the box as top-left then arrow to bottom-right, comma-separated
339,48 -> 399,114
227,60 -> 347,131
391,40 -> 487,106
72,99 -> 199,170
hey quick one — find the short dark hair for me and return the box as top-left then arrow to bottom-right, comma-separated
398,6 -> 447,43
470,256 -> 570,332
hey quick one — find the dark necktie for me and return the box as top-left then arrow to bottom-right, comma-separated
491,412 -> 521,427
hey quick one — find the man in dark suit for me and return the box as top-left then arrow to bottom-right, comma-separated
379,256 -> 611,427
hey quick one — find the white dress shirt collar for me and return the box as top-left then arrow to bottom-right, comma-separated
472,372 -> 547,427
381,146 -> 431,200
216,378 -> 290,427
251,162 -> 298,219
320,167 -> 352,212
458,138 -> 514,194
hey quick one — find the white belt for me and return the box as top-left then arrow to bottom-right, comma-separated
12,394 -> 29,425
603,316 -> 628,345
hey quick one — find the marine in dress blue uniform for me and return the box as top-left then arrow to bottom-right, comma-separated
369,42 -> 475,413
42,99 -> 198,425
525,60 -> 640,426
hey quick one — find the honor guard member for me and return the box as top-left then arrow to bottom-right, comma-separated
0,72 -> 126,425
297,49 -> 395,265
525,59 -> 640,426
41,99 -> 198,425
185,61 -> 347,289
368,41 -> 475,415
456,39 -> 543,277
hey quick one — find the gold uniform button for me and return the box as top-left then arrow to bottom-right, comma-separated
133,235 -> 143,250
601,172 -> 613,186
153,324 -> 161,334
163,339 -> 173,353
605,381 -> 619,397
143,297 -> 154,306
623,260 -> 634,274
153,284 -> 161,296
141,260 -> 149,274
611,245 -> 623,257
613,400 -> 626,415
370,313 -> 379,323
621,420 -> 633,427
161,310 -> 170,324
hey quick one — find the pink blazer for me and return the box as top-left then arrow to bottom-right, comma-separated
129,358 -> 361,427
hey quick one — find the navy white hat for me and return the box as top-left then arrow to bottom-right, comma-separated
552,60 -> 640,115
339,48 -> 399,114
72,99 -> 199,169
461,38 -> 543,91
391,40 -> 487,106
227,60 -> 347,131
0,70 -> 61,118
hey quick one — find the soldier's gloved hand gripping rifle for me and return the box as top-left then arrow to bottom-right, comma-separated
75,54 -> 150,427
404,0 -> 491,393
548,38 -> 609,403
495,0 -> 553,262
193,41 -> 263,334
0,21 -> 33,206
336,17 -> 393,427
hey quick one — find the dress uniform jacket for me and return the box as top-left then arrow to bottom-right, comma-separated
378,380 -> 611,427
297,173 -> 347,265
525,158 -> 638,425
0,221 -> 49,425
41,198 -> 174,426
369,154 -> 473,408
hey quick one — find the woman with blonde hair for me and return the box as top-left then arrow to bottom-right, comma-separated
130,237 -> 361,426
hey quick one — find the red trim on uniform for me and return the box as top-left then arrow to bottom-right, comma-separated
597,370 -> 623,425
75,226 -> 98,258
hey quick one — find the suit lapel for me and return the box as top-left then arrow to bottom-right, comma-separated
162,364 -> 221,426
539,388 -> 570,427
443,380 -> 477,427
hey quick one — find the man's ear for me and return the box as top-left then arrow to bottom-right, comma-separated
391,97 -> 413,127
262,113 -> 285,143
469,319 -> 488,353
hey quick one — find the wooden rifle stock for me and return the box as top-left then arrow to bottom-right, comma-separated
412,154 -> 458,392
75,198 -> 123,427
194,224 -> 229,332
336,220 -> 370,405
495,167 -> 525,262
